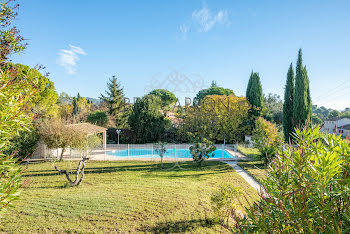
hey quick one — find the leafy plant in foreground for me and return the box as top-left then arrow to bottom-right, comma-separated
236,126 -> 350,233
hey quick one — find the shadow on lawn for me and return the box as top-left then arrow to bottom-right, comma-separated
139,218 -> 220,233
22,161 -> 230,178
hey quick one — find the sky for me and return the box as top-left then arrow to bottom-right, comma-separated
12,0 -> 350,110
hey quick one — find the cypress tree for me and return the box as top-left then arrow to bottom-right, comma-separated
283,63 -> 294,142
246,71 -> 264,117
304,66 -> 312,124
293,49 -> 312,129
72,97 -> 78,115
100,75 -> 128,128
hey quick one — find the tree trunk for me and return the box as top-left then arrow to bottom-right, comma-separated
55,158 -> 87,186
59,147 -> 65,161
161,156 -> 163,169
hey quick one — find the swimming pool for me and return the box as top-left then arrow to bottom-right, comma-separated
107,148 -> 234,159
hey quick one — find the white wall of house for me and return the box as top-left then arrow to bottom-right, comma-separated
321,118 -> 350,134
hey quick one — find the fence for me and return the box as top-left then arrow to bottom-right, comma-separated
31,143 -> 235,161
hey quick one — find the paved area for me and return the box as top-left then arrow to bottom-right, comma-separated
222,159 -> 267,197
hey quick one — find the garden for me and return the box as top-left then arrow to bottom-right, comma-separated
1,1 -> 350,233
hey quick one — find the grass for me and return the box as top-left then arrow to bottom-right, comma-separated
238,161 -> 267,184
1,160 -> 259,233
236,145 -> 261,159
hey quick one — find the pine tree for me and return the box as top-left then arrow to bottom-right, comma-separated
283,63 -> 294,142
100,76 -> 128,128
246,71 -> 264,117
293,49 -> 312,129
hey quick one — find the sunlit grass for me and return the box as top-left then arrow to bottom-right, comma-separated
237,145 -> 261,159
1,160 -> 258,233
238,160 -> 267,184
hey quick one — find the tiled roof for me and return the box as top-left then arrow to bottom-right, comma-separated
338,124 -> 350,130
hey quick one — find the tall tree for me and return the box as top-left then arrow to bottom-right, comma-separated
246,71 -> 264,118
193,83 -> 235,105
129,95 -> 171,143
283,63 -> 295,141
100,76 -> 128,128
148,89 -> 177,108
293,49 -> 312,129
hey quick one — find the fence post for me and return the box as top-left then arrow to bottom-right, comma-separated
174,144 -> 177,161
128,144 -> 130,159
151,144 -> 153,161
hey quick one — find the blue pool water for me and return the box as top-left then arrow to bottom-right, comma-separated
107,148 -> 234,159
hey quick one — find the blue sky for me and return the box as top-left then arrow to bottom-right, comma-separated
12,0 -> 350,110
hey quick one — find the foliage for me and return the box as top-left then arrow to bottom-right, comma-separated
0,0 -> 35,215
263,93 -> 283,125
72,93 -> 91,122
312,105 -> 350,122
100,75 -> 128,128
2,63 -> 59,118
5,128 -> 39,160
293,49 -> 312,129
182,95 -> 250,143
312,114 -> 323,125
154,142 -> 167,169
73,135 -> 102,157
148,89 -> 177,108
252,117 -> 282,163
37,119 -> 86,160
189,139 -> 216,166
129,95 -> 171,143
236,127 -> 350,233
87,111 -> 108,127
193,82 -> 235,105
283,63 -> 295,142
211,184 -> 243,225
246,71 -> 264,118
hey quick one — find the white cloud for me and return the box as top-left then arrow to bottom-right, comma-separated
57,44 -> 87,74
179,5 -> 229,38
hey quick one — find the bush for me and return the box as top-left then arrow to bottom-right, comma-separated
87,111 -> 108,127
190,139 -> 216,166
252,117 -> 282,163
236,127 -> 350,233
5,129 -> 39,160
211,184 -> 243,226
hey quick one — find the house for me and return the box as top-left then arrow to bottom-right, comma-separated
161,111 -> 184,127
321,117 -> 350,137
337,124 -> 350,138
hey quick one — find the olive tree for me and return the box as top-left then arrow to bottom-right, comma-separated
37,119 -> 85,161
154,142 -> 167,169
190,139 -> 216,167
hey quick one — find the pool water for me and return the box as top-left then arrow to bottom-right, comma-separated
107,148 -> 234,159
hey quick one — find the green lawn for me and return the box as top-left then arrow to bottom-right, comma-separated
236,145 -> 261,159
238,161 -> 267,184
1,160 -> 258,233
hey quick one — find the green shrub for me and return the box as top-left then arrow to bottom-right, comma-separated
252,117 -> 282,163
190,139 -> 216,166
5,129 -> 39,160
236,127 -> 350,233
211,184 -> 243,226
87,111 -> 108,127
